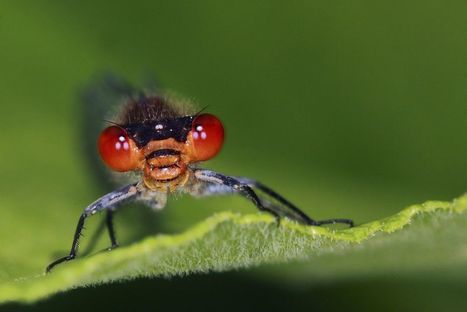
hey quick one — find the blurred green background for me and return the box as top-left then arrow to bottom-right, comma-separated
0,0 -> 466,311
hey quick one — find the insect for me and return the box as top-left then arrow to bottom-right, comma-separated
46,77 -> 354,272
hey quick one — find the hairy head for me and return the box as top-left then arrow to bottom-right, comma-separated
98,94 -> 224,191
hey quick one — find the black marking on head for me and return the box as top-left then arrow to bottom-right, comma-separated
124,116 -> 194,147
117,95 -> 195,148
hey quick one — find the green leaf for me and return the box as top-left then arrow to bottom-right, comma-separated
1,194 -> 466,304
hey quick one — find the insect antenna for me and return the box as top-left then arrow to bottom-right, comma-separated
103,119 -> 124,127
194,105 -> 209,118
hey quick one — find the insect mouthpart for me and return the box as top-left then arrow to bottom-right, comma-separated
145,149 -> 181,159
143,147 -> 187,187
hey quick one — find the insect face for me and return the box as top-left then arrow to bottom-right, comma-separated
98,111 -> 225,190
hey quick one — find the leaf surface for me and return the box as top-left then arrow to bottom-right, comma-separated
1,194 -> 466,304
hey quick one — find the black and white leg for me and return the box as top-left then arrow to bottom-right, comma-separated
193,169 -> 282,223
106,209 -> 118,249
46,183 -> 139,273
236,177 -> 354,227
193,169 -> 354,227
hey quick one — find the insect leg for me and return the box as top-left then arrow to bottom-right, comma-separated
234,177 -> 315,225
236,177 -> 354,227
106,210 -> 118,249
46,183 -> 139,273
80,216 -> 106,256
193,169 -> 282,224
192,169 -> 353,227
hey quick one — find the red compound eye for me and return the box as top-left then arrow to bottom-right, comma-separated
98,126 -> 141,172
191,114 -> 224,161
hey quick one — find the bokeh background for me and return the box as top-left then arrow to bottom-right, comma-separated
0,0 -> 466,311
